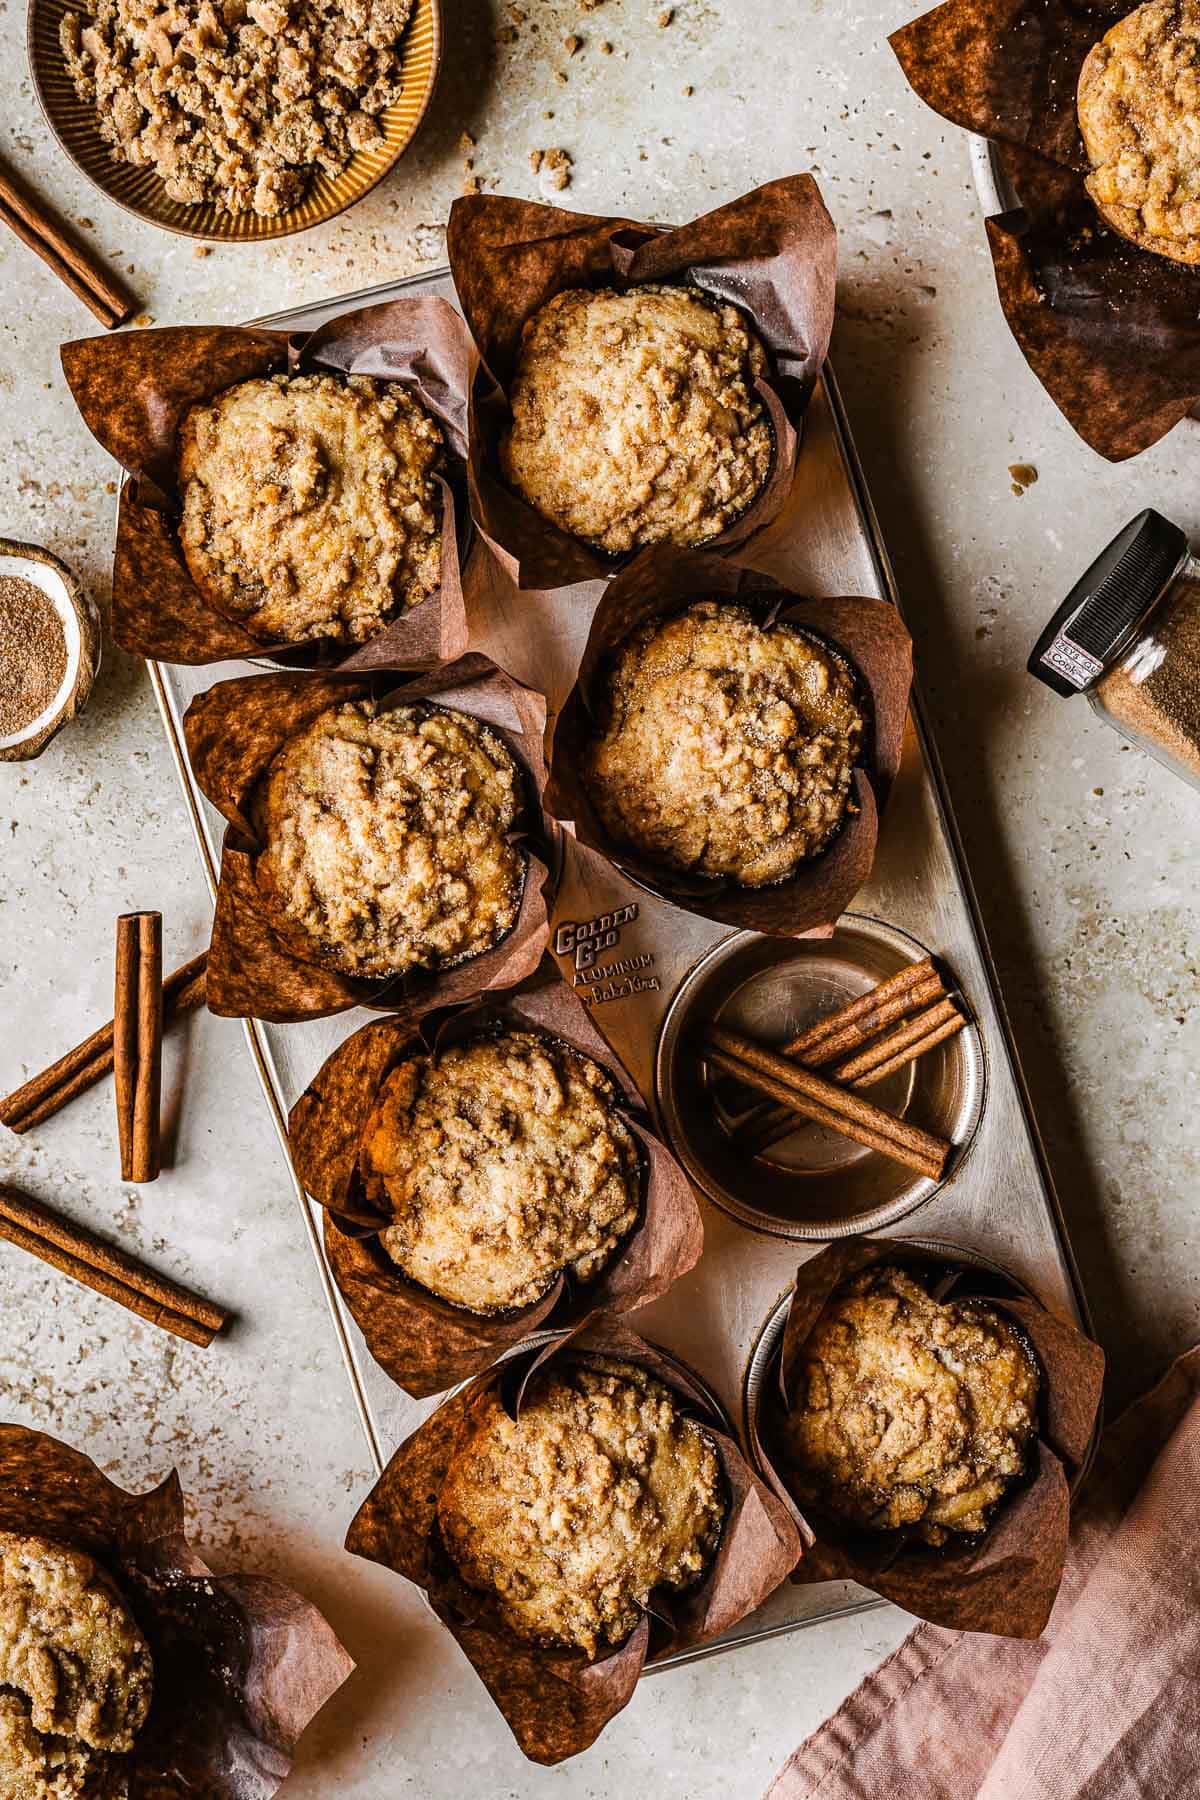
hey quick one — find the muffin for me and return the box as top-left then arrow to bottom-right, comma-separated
1078,0 -> 1200,265
499,285 -> 773,554
360,1029 -> 642,1313
0,1532 -> 153,1799
254,698 -> 526,979
179,372 -> 445,645
437,1358 -> 725,1657
583,600 -> 866,886
777,1265 -> 1040,1546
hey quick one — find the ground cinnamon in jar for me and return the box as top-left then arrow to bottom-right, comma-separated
1096,575 -> 1200,784
1029,509 -> 1200,794
0,574 -> 68,738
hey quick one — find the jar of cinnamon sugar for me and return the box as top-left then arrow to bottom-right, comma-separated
1029,510 -> 1200,793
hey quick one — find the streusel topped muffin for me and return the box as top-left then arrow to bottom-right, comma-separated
583,600 -> 865,886
360,1029 -> 641,1313
180,372 -> 444,644
0,1532 -> 153,1800
499,285 -> 773,554
438,1359 -> 724,1656
777,1265 -> 1040,1545
254,699 -> 525,979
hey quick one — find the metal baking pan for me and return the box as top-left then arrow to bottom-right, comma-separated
143,264 -> 1093,1667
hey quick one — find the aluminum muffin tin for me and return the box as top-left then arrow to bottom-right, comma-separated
143,265 -> 1093,1667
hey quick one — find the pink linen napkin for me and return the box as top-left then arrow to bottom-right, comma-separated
765,1346 -> 1200,1800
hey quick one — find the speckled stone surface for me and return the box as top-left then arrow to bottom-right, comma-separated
2,0 -> 1198,1793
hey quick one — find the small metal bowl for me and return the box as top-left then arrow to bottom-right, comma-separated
0,539 -> 100,761
654,918 -> 986,1240
28,0 -> 441,243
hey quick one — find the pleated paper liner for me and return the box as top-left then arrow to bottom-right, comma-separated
0,1422 -> 354,1796
345,1316 -> 802,1765
28,0 -> 441,242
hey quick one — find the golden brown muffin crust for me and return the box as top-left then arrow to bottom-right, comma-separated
778,1266 -> 1040,1545
499,285 -> 773,555
583,600 -> 865,886
438,1359 -> 725,1657
254,698 -> 525,979
179,372 -> 444,645
0,1533 -> 152,1800
1079,0 -> 1200,263
361,1029 -> 641,1313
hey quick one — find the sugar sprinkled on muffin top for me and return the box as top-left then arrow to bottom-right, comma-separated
254,698 -> 525,979
361,1029 -> 641,1313
500,285 -> 773,554
778,1265 -> 1040,1545
180,372 -> 444,646
583,600 -> 865,886
438,1358 -> 725,1657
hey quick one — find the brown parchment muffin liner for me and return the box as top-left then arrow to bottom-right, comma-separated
345,1316 -> 801,1764
0,1422 -> 353,1798
182,656 -> 552,1023
755,1239 -> 1105,1638
544,546 -> 913,937
287,967 -> 704,1398
59,295 -> 474,666
445,176 -> 837,589
892,0 -> 1200,460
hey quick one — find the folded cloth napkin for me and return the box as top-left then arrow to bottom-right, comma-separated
766,1346 -> 1200,1800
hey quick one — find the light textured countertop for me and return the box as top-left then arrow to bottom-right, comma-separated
2,1 -> 1198,1794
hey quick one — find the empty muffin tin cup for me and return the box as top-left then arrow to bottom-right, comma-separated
741,1242 -> 1101,1498
654,919 -> 985,1240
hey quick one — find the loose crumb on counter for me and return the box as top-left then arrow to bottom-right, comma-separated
531,147 -> 572,193
1009,462 -> 1038,495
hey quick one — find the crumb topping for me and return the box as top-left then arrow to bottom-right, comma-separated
1079,0 -> 1200,263
360,1029 -> 641,1313
500,284 -> 773,555
438,1359 -> 724,1657
0,1534 -> 152,1800
179,373 -> 444,646
58,0 -> 415,217
779,1266 -> 1040,1545
583,600 -> 865,885
255,698 -> 525,979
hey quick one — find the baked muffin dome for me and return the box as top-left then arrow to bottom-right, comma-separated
254,698 -> 525,980
179,372 -> 444,645
777,1265 -> 1039,1546
361,1029 -> 641,1313
583,600 -> 866,887
0,1532 -> 153,1799
1078,0 -> 1200,265
438,1358 -> 724,1657
499,285 -> 773,554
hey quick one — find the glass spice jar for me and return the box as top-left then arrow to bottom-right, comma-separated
1029,509 -> 1200,793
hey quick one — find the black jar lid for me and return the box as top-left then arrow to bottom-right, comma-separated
1029,509 -> 1189,697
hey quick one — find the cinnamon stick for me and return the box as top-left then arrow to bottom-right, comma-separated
0,1184 -> 227,1346
114,913 -> 162,1183
703,1026 -> 949,1181
0,953 -> 207,1136
745,1000 -> 967,1156
731,958 -> 945,1142
781,956 -> 942,1062
846,1009 -> 965,1088
829,996 -> 962,1081
0,163 -> 132,328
